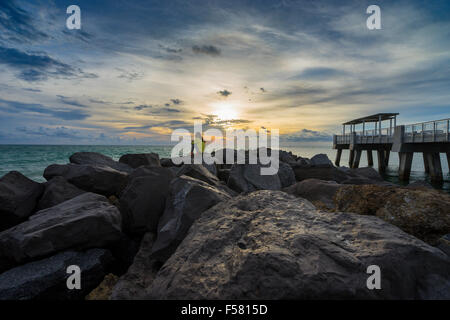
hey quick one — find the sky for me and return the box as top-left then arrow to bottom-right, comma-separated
0,0 -> 449,145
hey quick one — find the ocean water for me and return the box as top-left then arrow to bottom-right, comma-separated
0,144 -> 449,192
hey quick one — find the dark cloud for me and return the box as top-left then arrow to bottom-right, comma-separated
23,88 -> 41,92
260,88 -> 266,92
57,95 -> 88,108
281,129 -> 332,142
192,45 -> 221,56
170,98 -> 182,105
89,99 -> 109,104
0,0 -> 48,43
134,104 -> 153,111
217,90 -> 232,97
0,98 -> 90,121
0,46 -> 98,82
124,120 -> 190,131
16,126 -> 80,139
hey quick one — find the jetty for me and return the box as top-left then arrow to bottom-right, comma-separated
333,113 -> 450,183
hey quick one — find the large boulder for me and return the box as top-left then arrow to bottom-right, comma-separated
334,185 -> 450,245
151,176 -> 232,262
86,274 -> 119,300
37,176 -> 85,210
0,193 -> 122,273
0,171 -> 44,231
284,179 -> 342,209
310,153 -> 333,167
120,167 -> 176,234
0,248 -> 113,300
70,152 -> 132,173
44,163 -> 128,197
119,153 -> 161,169
277,161 -> 296,188
176,164 -> 220,187
146,191 -> 450,299
227,164 -> 281,193
110,233 -> 159,300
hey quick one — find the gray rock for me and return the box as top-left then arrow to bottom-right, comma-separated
352,167 -> 384,181
278,161 -> 296,188
310,153 -> 333,167
227,164 -> 281,193
110,233 -> 159,300
120,167 -> 176,234
151,176 -> 232,262
176,164 -> 220,187
279,150 -> 297,164
0,193 -> 122,273
37,176 -> 85,210
284,179 -> 342,209
0,249 -> 112,300
437,234 -> 450,256
218,168 -> 230,183
146,190 -> 450,299
119,153 -> 161,169
406,180 -> 433,190
44,163 -> 128,197
0,171 -> 44,231
70,152 -> 132,173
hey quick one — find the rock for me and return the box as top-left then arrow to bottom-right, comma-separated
107,234 -> 141,275
119,153 -> 161,169
279,150 -> 297,164
278,161 -> 296,188
406,180 -> 433,190
70,152 -> 132,173
202,163 -> 218,177
310,153 -> 333,167
351,167 -> 384,181
291,157 -> 312,168
37,176 -> 85,210
110,233 -> 160,300
44,163 -> 128,197
284,179 -> 342,209
0,249 -> 113,300
217,168 -> 230,183
0,171 -> 44,231
294,166 -> 350,183
334,185 -> 450,245
437,234 -> 450,256
146,191 -> 450,299
0,193 -> 122,272
227,164 -> 281,193
160,158 -> 175,167
120,167 -> 176,234
176,164 -> 220,187
85,274 -> 119,300
151,176 -> 232,262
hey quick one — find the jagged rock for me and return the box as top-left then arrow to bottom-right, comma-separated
176,164 -> 220,187
284,179 -> 342,209
70,152 -> 132,173
0,193 -> 122,272
37,176 -> 85,210
279,150 -> 297,164
437,234 -> 450,256
227,164 -> 281,193
218,168 -> 230,183
0,249 -> 113,300
44,163 -> 128,197
0,171 -> 44,231
119,153 -> 161,169
278,161 -> 296,188
151,176 -> 232,262
110,233 -> 159,300
85,273 -> 119,300
406,180 -> 433,190
160,158 -> 175,167
120,167 -> 176,234
334,185 -> 450,245
310,153 -> 333,167
146,191 -> 450,299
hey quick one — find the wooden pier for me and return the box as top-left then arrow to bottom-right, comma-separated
333,113 -> 450,183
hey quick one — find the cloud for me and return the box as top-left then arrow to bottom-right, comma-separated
170,98 -> 183,105
123,120 -> 190,131
0,98 -> 90,121
159,44 -> 182,53
0,46 -> 98,82
298,67 -> 349,80
134,104 -> 153,111
23,88 -> 41,92
16,126 -> 80,139
117,68 -> 144,81
192,45 -> 221,56
57,95 -> 88,108
217,90 -> 232,97
260,88 -> 266,92
281,129 -> 332,142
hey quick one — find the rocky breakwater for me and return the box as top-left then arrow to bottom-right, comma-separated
0,150 -> 449,300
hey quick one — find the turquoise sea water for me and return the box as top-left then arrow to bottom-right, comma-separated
0,144 -> 449,191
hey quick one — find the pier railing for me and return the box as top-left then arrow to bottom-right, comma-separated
334,118 -> 450,145
403,118 -> 450,143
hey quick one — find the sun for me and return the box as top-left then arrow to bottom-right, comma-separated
212,102 -> 239,121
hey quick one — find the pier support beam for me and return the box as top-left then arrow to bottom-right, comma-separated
423,153 -> 430,173
367,150 -> 373,166
377,149 -> 386,173
352,150 -> 362,168
425,153 -> 443,183
335,149 -> 342,166
384,150 -> 390,167
349,150 -> 355,167
398,152 -> 413,181
447,152 -> 450,172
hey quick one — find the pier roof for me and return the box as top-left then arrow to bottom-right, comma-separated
342,113 -> 399,125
